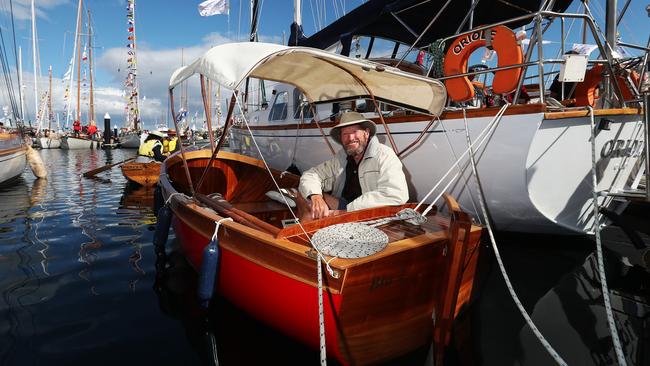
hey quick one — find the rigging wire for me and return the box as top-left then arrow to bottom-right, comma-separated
8,0 -> 22,121
0,8 -> 20,124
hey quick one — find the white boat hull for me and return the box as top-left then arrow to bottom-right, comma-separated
229,108 -> 644,234
34,136 -> 61,149
61,136 -> 99,150
0,134 -> 27,185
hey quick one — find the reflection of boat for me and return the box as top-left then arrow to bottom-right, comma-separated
120,161 -> 161,187
119,183 -> 154,210
160,45 -> 483,365
0,130 -> 27,186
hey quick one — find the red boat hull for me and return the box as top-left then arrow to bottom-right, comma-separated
174,216 -> 347,363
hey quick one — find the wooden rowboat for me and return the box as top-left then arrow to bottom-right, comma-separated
120,161 -> 161,187
159,149 -> 482,365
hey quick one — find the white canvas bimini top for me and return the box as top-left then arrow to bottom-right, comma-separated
169,42 -> 446,116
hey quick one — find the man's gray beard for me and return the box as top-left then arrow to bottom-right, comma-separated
345,143 -> 366,157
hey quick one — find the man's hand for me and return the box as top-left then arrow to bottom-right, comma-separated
311,194 -> 336,219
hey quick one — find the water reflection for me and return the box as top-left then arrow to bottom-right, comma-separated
0,148 -> 198,366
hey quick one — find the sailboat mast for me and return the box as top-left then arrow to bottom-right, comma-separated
31,0 -> 39,126
88,9 -> 95,125
18,47 -> 25,122
75,0 -> 83,123
65,0 -> 83,128
48,66 -> 53,130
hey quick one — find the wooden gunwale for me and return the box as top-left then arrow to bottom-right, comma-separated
0,146 -> 27,157
543,107 -> 642,120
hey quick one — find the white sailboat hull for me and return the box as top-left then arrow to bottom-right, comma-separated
0,134 -> 27,185
61,136 -> 99,150
229,108 -> 644,235
34,136 -> 61,149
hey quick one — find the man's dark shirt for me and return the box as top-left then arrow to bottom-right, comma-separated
341,155 -> 362,205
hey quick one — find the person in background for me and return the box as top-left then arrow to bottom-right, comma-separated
137,130 -> 166,162
298,111 -> 409,221
166,130 -> 180,154
73,120 -> 81,137
87,124 -> 98,139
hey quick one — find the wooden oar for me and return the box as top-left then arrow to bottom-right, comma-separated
82,157 -> 136,178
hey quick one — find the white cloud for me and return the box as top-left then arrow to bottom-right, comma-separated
1,31 -> 285,130
94,31 -> 281,129
1,0 -> 70,22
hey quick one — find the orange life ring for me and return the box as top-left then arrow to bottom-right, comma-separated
443,25 -> 523,102
574,64 -> 640,106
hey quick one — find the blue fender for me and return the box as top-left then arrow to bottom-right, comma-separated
198,236 -> 220,308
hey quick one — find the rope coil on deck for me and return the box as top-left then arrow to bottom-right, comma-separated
312,223 -> 389,258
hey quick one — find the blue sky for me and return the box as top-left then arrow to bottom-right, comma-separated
0,0 -> 648,129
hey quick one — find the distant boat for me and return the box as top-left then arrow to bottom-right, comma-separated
34,135 -> 61,149
61,0 -> 100,150
0,129 -> 27,185
60,135 -> 100,150
119,132 -> 141,149
120,160 -> 160,187
34,67 -> 61,149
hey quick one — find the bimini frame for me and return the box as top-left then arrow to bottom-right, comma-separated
166,42 -> 449,195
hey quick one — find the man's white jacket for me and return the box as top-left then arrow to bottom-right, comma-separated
299,136 -> 409,211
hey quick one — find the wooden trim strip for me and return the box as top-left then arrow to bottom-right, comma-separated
544,107 -> 642,120
0,146 -> 27,157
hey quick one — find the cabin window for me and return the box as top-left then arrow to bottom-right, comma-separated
293,89 -> 313,120
269,91 -> 288,121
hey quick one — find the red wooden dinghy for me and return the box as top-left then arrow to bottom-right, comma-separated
159,149 -> 482,365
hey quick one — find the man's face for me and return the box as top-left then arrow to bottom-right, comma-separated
340,124 -> 370,157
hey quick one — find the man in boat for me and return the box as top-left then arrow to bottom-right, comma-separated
137,130 -> 166,162
298,111 -> 408,220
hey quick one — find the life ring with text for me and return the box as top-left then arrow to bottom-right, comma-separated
574,64 -> 640,106
443,25 -> 523,102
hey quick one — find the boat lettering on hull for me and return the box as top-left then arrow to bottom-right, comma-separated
370,275 -> 393,291
601,139 -> 644,158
